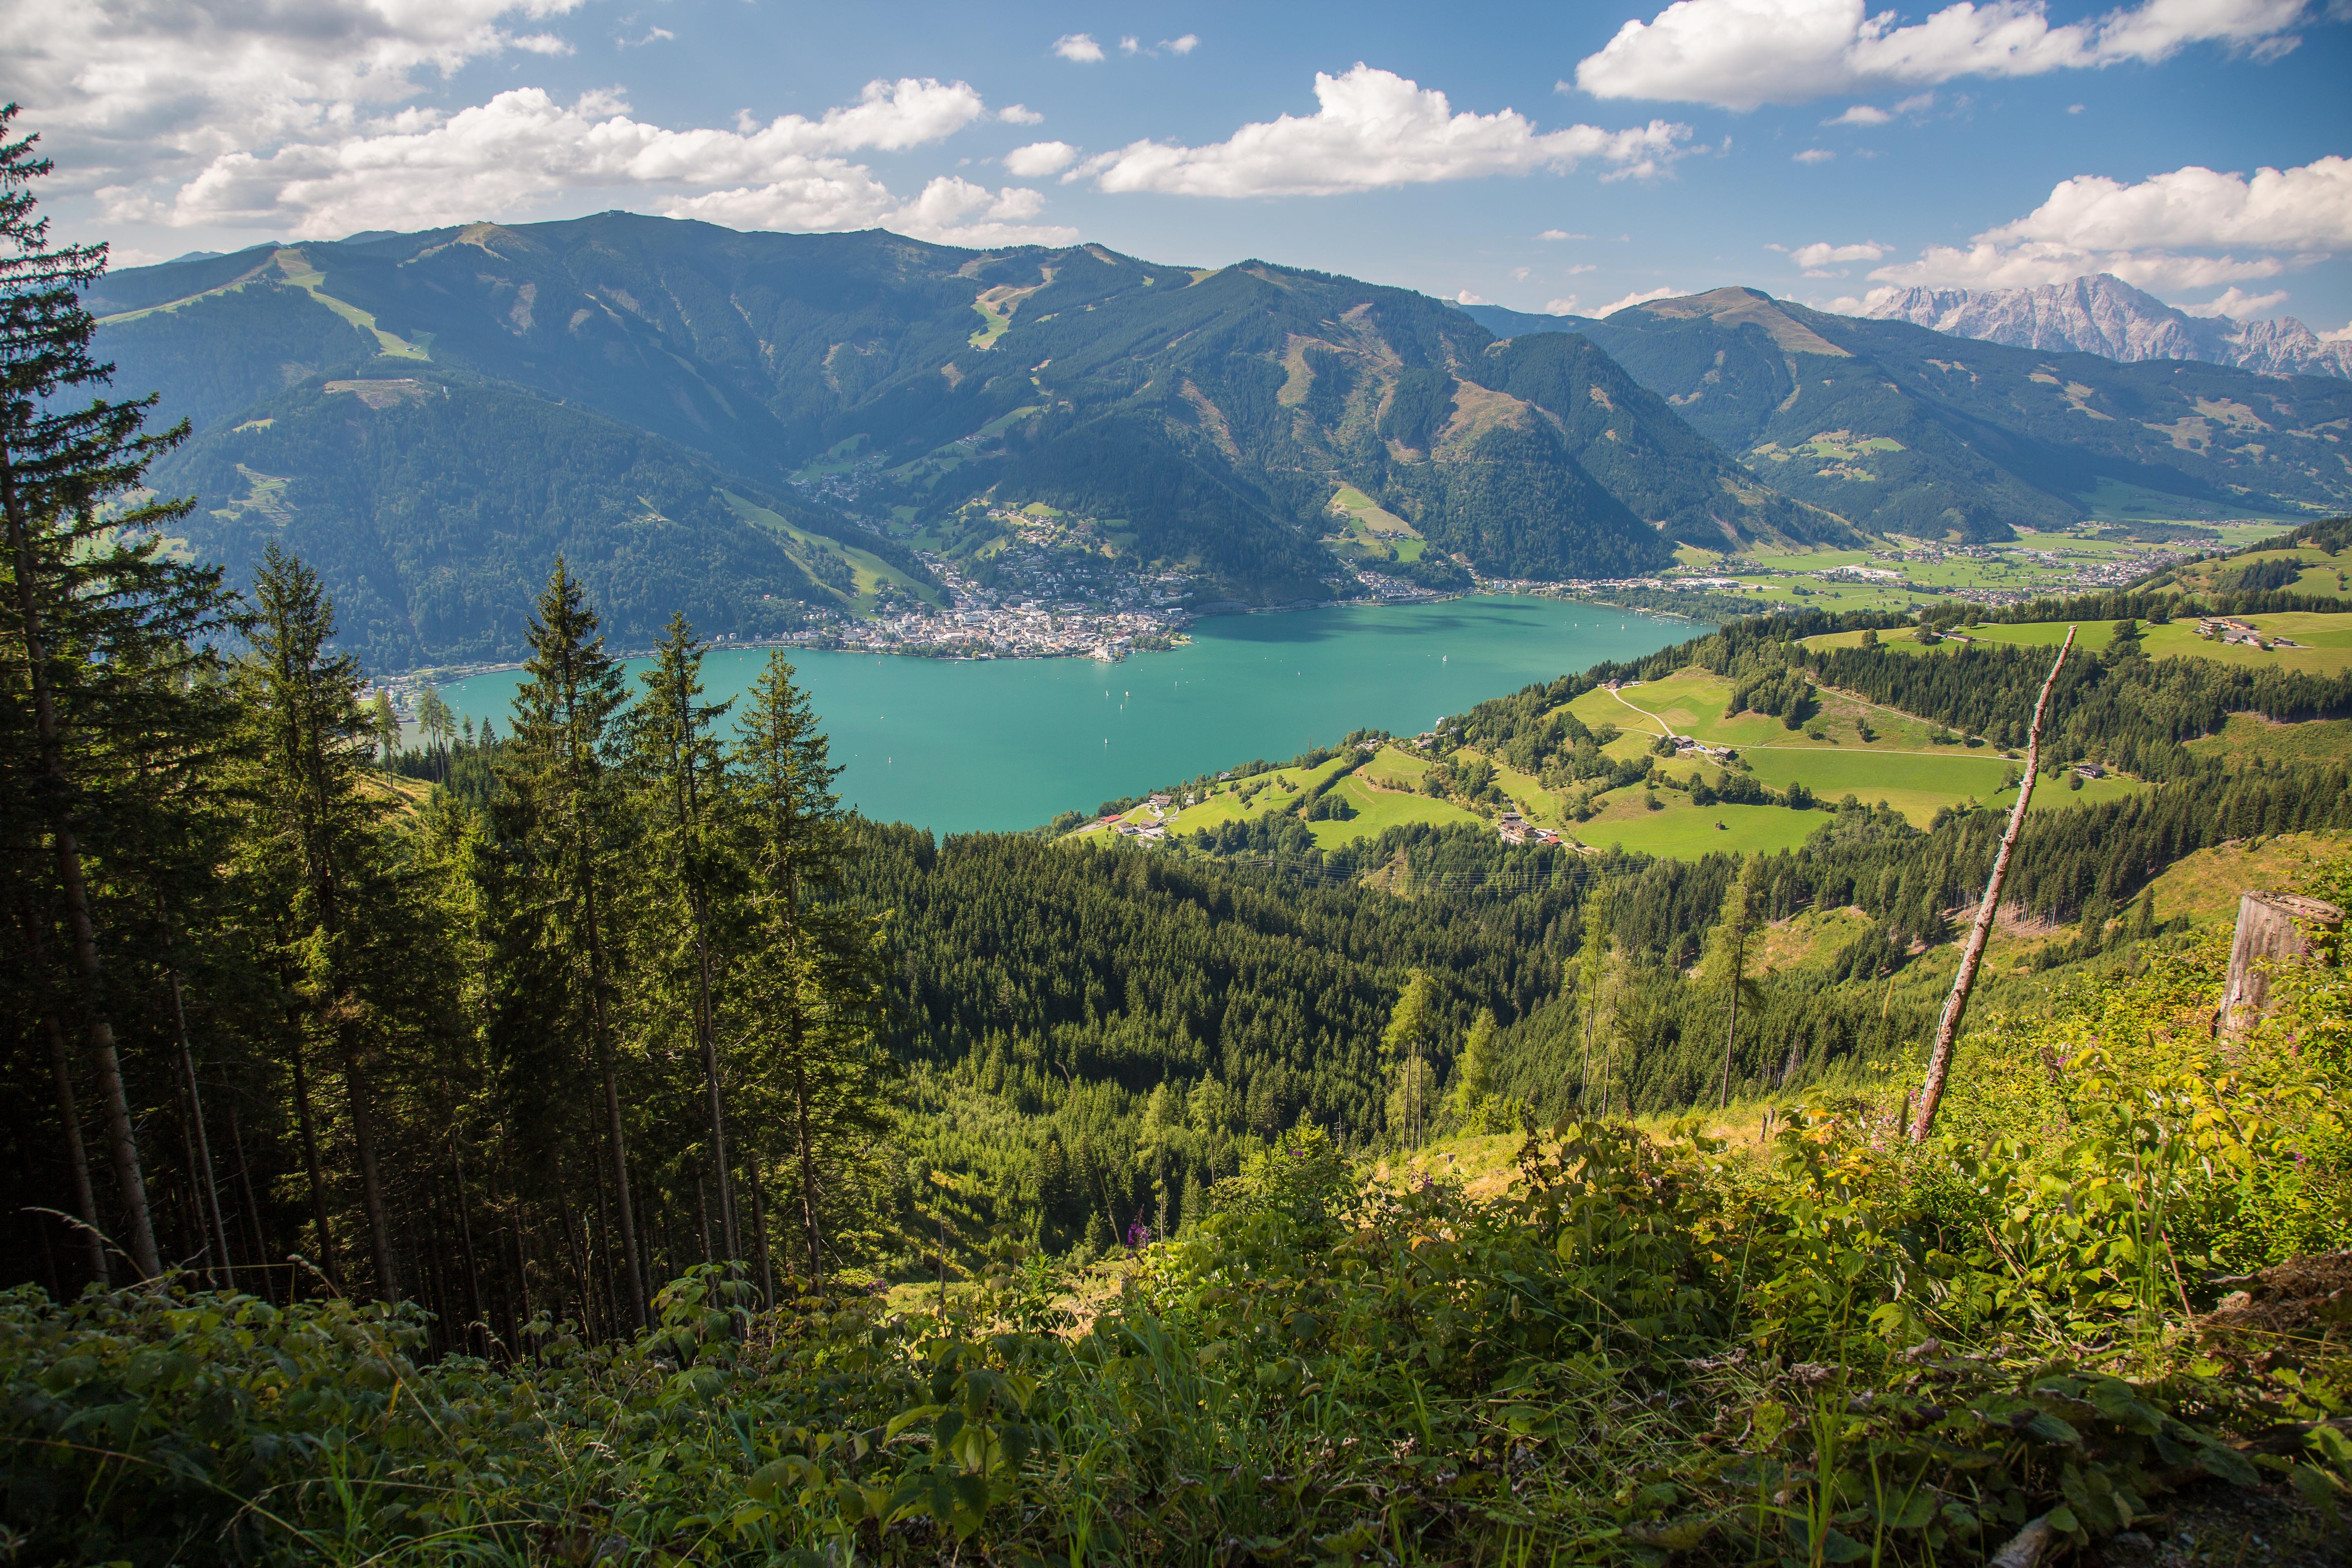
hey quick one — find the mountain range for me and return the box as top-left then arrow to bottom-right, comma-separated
1462,289 -> 2352,540
1858,274 -> 2352,382
89,218 -> 2352,670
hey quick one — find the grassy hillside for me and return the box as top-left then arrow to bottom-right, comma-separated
149,373 -> 859,669
26,889 -> 2352,1564
1805,613 -> 2352,676
95,220 -> 1788,607
1560,287 -> 2352,539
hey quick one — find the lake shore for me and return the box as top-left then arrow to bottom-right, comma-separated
434,596 -> 1696,834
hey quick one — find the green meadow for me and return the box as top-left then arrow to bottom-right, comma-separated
1307,774 -> 1480,849
1806,614 -> 2352,676
1575,793 -> 1834,858
2187,713 -> 2352,767
724,493 -> 940,612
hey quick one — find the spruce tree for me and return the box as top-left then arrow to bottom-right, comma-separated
496,560 -> 647,1325
1703,859 -> 1766,1109
241,542 -> 401,1300
625,614 -> 739,1259
367,689 -> 400,766
2,107 -> 232,1282
1573,883 -> 1619,1114
1381,968 -> 1436,1148
731,653 -> 885,1283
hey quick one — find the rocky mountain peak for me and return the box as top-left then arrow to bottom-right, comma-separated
1856,273 -> 2350,381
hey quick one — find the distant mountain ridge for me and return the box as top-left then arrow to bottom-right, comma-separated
93,218 -> 1867,668
1858,274 -> 2352,382
1462,286 -> 2352,541
89,223 -> 2352,671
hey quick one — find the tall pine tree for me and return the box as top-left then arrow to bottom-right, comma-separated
494,561 -> 647,1326
2,107 -> 232,1283
732,654 -> 886,1284
241,542 -> 401,1299
625,615 -> 739,1260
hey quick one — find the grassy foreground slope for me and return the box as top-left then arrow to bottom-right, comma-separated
13,888 -> 2352,1564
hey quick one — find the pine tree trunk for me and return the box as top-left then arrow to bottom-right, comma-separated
339,1020 -> 399,1301
694,905 -> 737,1260
1717,913 -> 1747,1111
44,1008 -> 107,1285
452,1137 -> 483,1351
168,966 -> 233,1292
166,1044 -> 210,1285
1578,1002 -> 1593,1116
229,1104 -> 274,1305
793,1051 -> 821,1283
592,1139 -> 619,1343
58,834 -> 157,1279
3,476 -> 161,1281
511,1212 -> 532,1329
1911,628 -> 2075,1143
584,882 -> 646,1328
750,1153 -> 773,1307
286,1020 -> 343,1294
2221,891 -> 2345,1033
558,1194 -> 591,1325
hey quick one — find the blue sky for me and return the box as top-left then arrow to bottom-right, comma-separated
11,0 -> 2349,330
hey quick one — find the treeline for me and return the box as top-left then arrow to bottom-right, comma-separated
835,826 -> 1590,1252
3,128 -> 895,1347
1802,638 -> 2352,778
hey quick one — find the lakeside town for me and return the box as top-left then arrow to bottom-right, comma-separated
374,515 -> 2284,714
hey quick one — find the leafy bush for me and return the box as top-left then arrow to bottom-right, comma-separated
7,932 -> 2351,1564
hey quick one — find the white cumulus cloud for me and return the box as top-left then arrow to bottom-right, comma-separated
676,174 -> 1073,248
1067,65 -> 1691,197
1573,0 -> 2310,110
1868,155 -> 2352,293
2182,285 -> 2292,318
1793,148 -> 1836,163
1595,285 -> 1680,315
1053,32 -> 1105,62
1982,156 -> 2352,252
0,0 -> 591,189
103,78 -> 1060,244
1789,240 -> 1886,266
1164,34 -> 1200,54
11,3 -> 1075,250
1870,243 -> 2285,291
1539,228 -> 1591,240
998,104 -> 1045,125
1824,103 -> 1891,124
1003,140 -> 1082,177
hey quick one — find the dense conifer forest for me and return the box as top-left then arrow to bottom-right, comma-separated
9,113 -> 2352,1565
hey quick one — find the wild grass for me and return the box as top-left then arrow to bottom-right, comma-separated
9,891 -> 2352,1564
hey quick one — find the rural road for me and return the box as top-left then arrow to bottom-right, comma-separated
1606,685 -> 2011,761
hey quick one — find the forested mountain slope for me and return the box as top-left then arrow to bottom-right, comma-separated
1466,289 -> 2352,539
96,225 -> 2352,664
143,373 -> 893,670
92,220 -> 1861,658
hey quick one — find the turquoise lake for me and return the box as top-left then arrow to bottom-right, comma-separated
438,596 -> 1692,833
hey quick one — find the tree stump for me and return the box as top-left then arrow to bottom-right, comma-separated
2221,891 -> 2344,1033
